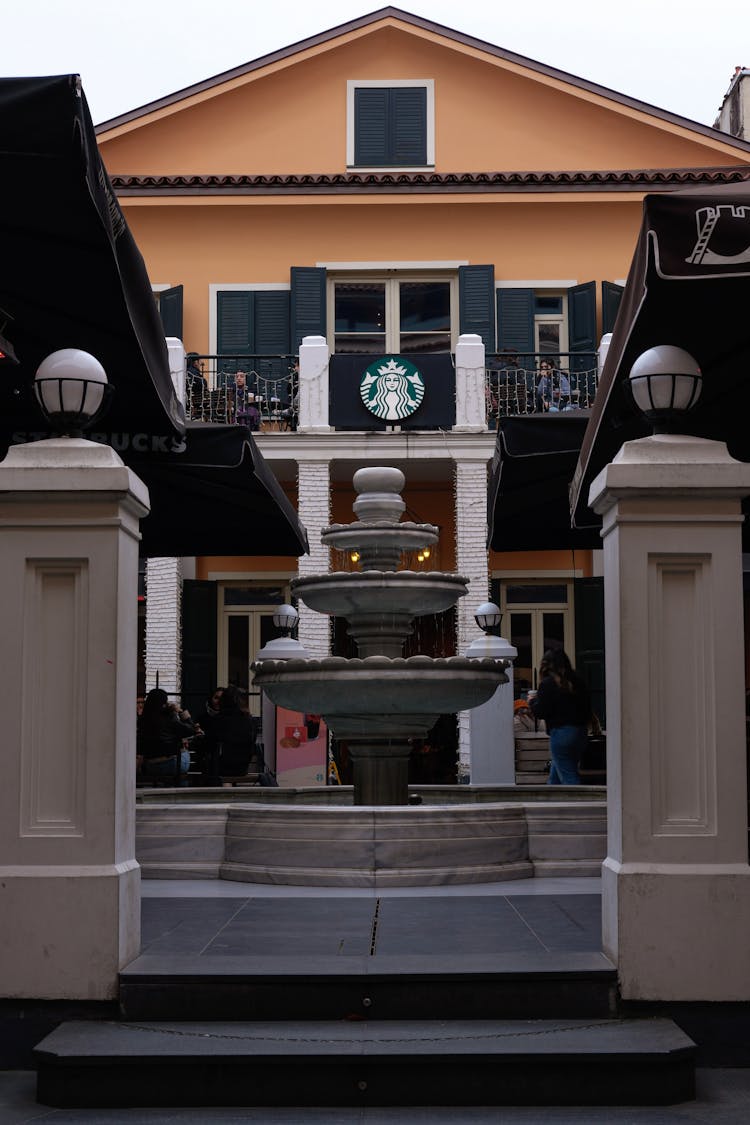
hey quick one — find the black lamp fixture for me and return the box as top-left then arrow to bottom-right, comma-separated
34,348 -> 113,437
628,345 -> 702,434
474,601 -> 502,635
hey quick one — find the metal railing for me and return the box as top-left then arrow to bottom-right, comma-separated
186,354 -> 298,429
485,352 -> 600,422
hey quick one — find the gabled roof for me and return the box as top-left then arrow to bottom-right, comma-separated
95,6 -> 750,158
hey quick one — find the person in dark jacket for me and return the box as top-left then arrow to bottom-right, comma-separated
529,649 -> 590,785
201,684 -> 258,784
137,688 -> 195,783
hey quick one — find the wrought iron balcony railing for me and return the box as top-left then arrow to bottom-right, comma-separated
485,352 -> 600,423
183,351 -> 601,429
185,354 -> 298,430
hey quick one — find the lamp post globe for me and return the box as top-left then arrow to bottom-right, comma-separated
34,349 -> 110,436
628,345 -> 702,433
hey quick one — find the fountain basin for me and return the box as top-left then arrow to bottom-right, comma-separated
251,655 -> 509,740
292,571 -> 470,657
293,570 -> 468,618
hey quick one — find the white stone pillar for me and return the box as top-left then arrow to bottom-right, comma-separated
454,459 -> 491,779
297,335 -> 331,433
589,434 -> 750,1001
0,438 -> 149,999
145,557 -> 183,697
296,460 -> 331,658
454,333 -> 487,432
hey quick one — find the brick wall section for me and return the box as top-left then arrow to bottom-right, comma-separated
454,460 -> 491,780
145,557 -> 183,697
296,461 -> 331,658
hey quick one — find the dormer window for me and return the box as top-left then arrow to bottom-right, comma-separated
348,80 -> 434,169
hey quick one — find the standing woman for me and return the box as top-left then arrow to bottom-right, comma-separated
529,650 -> 590,785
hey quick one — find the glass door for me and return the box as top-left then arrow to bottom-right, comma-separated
494,581 -> 573,698
219,584 -> 289,716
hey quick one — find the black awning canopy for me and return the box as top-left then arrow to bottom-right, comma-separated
571,179 -> 750,534
0,76 -> 308,558
488,413 -> 602,551
0,76 -> 184,444
127,423 -> 308,557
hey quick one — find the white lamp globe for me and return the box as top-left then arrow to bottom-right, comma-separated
628,345 -> 702,419
35,349 -> 108,428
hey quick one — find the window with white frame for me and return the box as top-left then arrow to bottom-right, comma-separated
329,272 -> 456,353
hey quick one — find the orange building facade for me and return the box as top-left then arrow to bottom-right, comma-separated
97,8 -> 750,777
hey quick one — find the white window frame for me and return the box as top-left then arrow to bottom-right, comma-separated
347,79 -> 435,170
327,269 -> 458,353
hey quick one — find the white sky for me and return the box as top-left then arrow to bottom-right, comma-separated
4,0 -> 749,129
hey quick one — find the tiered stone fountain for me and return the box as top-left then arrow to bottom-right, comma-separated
136,467 -> 607,887
252,467 -> 509,805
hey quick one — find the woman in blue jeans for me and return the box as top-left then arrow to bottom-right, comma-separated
529,649 -> 591,785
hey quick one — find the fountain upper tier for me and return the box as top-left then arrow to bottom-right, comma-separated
295,466 -> 468,657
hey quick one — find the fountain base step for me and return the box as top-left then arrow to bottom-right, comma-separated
35,1016 -> 695,1108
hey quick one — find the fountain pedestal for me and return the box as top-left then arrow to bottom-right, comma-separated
350,741 -> 411,806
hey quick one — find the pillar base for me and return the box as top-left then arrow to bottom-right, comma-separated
603,857 -> 750,1001
0,861 -> 140,999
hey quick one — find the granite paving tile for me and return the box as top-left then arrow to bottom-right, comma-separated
140,898 -> 252,952
201,897 -> 376,957
508,895 -> 602,952
373,896 -> 548,956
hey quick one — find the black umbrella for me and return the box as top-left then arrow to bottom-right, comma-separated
571,178 -> 750,535
126,423 -> 308,557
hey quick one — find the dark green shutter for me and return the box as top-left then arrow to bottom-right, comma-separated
602,281 -> 624,335
574,576 -> 605,728
291,267 -> 326,353
391,88 -> 427,165
354,87 -> 427,166
181,580 -> 218,718
567,281 -> 596,353
158,285 -> 183,338
254,291 -> 291,354
458,265 -> 495,352
217,291 -> 254,354
496,288 -> 534,354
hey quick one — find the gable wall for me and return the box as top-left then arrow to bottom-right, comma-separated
99,27 -> 748,176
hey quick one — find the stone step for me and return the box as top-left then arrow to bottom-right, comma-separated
119,952 -> 617,1021
34,1016 -> 696,1108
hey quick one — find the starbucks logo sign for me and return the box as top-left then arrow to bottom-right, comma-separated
359,357 -> 425,422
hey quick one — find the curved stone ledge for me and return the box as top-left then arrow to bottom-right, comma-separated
136,800 -> 606,886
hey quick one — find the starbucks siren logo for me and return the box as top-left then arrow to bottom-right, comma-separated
360,357 -> 425,421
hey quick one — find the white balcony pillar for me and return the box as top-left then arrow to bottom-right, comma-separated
296,460 -> 331,658
297,335 -> 331,433
0,438 -> 149,999
589,433 -> 750,1000
454,333 -> 487,432
454,459 -> 491,780
145,558 -> 183,696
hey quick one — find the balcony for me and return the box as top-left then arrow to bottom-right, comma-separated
185,355 -> 298,430
485,352 -> 600,426
183,350 -> 601,432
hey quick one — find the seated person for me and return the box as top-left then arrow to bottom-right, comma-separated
536,359 -> 571,412
137,688 -> 195,783
201,684 -> 258,783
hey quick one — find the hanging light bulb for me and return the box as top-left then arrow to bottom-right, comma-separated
422,547 -> 431,559
350,551 -> 360,563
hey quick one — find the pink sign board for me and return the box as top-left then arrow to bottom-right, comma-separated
275,708 -> 327,787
